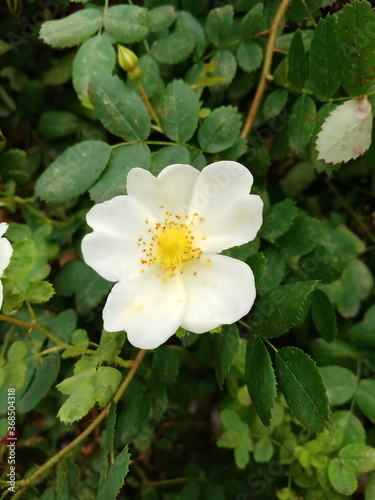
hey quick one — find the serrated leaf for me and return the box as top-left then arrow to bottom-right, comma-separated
103,5 -> 149,44
152,28 -> 195,65
245,336 -> 276,427
308,15 -> 340,101
90,75 -> 151,141
351,305 -> 375,347
206,6 -> 233,48
102,403 -> 117,455
240,3 -> 264,37
35,141 -> 111,203
357,379 -> 375,420
149,5 -> 176,32
288,95 -> 316,154
246,252 -> 267,288
98,331 -> 125,363
214,324 -> 240,387
209,50 -> 237,92
257,247 -> 285,295
25,281 -> 54,303
40,8 -> 103,48
198,106 -> 242,153
260,199 -> 298,241
252,281 -> 317,339
89,144 -> 151,203
93,367 -> 122,407
157,80 -> 199,142
151,146 -> 190,176
339,443 -> 375,475
288,30 -> 307,91
38,112 -> 79,139
58,379 -> 96,423
5,239 -> 36,282
263,89 -> 288,120
73,35 -> 116,99
316,97 -> 373,164
100,446 -> 131,499
236,41 -> 263,73
275,347 -> 330,433
135,55 -> 163,99
328,458 -> 357,496
176,11 -> 206,59
311,289 -> 337,342
276,214 -> 324,259
337,0 -> 375,96
153,347 -> 180,384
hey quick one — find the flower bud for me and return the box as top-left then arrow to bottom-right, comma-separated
117,45 -> 138,72
127,66 -> 142,80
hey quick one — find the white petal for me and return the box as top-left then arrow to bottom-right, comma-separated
82,196 -> 151,282
0,237 -> 13,275
127,168 -> 169,220
180,254 -> 256,333
157,164 -> 200,213
103,272 -> 185,349
0,281 -> 3,309
0,223 -> 8,238
189,161 -> 263,252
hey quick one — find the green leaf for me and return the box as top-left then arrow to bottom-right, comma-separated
153,346 -> 180,384
236,41 -> 263,73
263,89 -> 288,120
73,35 -> 116,99
198,106 -> 242,153
17,355 -> 60,413
43,53 -> 75,87
339,443 -> 375,474
365,473 -> 375,500
98,445 -> 131,499
311,289 -> 337,342
328,458 -> 357,496
136,55 -> 163,98
328,411 -> 366,448
275,347 -> 330,433
89,144 -> 151,203
5,239 -> 36,282
288,30 -> 307,91
152,28 -> 195,65
93,367 -> 122,407
103,5 -> 149,44
252,281 -> 317,338
308,15 -> 340,101
38,111 -> 79,139
151,146 -> 190,176
351,305 -> 375,347
240,3 -> 264,37
157,80 -> 199,142
98,331 -> 125,363
337,0 -> 375,96
246,252 -> 267,289
288,95 -> 316,154
209,50 -> 237,92
25,281 -> 54,304
253,437 -> 274,463
40,8 -> 103,48
90,75 -> 151,141
149,5 -> 176,32
245,336 -> 276,427
213,324 -> 240,387
58,379 -> 96,423
206,6 -> 234,48
61,329 -> 89,358
320,366 -> 356,406
35,141 -> 111,203
357,379 -> 375,420
260,199 -> 298,241
257,247 -> 285,295
276,214 -> 323,259
176,11 -> 206,59
54,260 -> 112,315
102,403 -> 117,455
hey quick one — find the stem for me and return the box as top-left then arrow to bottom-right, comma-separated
13,349 -> 147,499
240,0 -> 292,139
137,81 -> 161,128
0,315 -> 131,369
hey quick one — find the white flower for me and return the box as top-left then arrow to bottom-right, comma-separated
82,161 -> 263,349
0,223 -> 13,309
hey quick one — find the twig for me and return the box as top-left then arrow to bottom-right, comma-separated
240,0 -> 292,139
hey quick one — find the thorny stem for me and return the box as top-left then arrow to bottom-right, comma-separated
240,0 -> 292,139
12,349 -> 147,500
0,315 -> 131,369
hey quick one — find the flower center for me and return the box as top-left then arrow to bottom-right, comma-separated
138,210 -> 207,282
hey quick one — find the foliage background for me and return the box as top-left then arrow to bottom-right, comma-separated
0,0 -> 375,499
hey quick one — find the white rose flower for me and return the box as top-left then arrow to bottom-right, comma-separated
82,161 -> 263,349
0,223 -> 14,309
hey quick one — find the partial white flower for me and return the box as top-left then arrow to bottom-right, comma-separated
0,223 -> 14,309
82,161 -> 263,349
